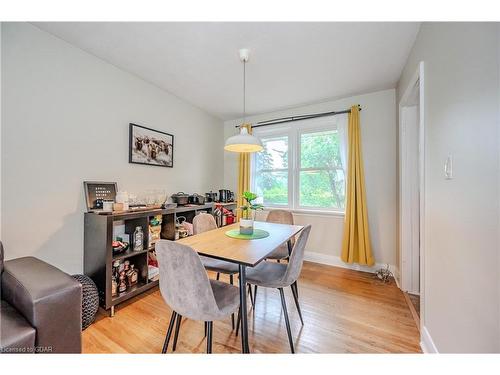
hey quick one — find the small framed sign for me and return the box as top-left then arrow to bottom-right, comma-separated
84,181 -> 118,212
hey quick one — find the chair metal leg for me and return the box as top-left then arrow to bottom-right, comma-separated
206,321 -> 213,353
248,283 -> 254,308
235,306 -> 241,336
172,314 -> 182,351
293,280 -> 298,298
291,284 -> 304,325
229,274 -> 235,330
253,285 -> 258,309
204,321 -> 207,337
216,273 -> 220,280
278,288 -> 295,353
238,265 -> 250,353
162,311 -> 177,353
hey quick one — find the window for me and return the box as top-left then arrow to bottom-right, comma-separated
253,135 -> 289,206
251,118 -> 346,213
299,129 -> 345,209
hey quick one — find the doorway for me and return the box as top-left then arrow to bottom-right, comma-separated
399,62 -> 425,330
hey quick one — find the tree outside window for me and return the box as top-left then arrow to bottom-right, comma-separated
252,121 -> 346,212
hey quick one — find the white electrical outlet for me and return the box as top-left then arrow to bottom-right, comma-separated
444,155 -> 453,179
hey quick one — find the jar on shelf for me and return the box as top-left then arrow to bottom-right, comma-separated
112,260 -> 121,280
116,191 -> 129,211
133,226 -> 144,251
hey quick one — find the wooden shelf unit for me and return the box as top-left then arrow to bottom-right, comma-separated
84,203 -> 217,316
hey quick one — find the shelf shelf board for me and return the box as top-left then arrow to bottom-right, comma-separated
111,280 -> 155,305
112,248 -> 148,261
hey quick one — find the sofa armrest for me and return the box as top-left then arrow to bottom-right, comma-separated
1,257 -> 82,353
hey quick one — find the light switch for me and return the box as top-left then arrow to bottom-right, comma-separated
444,155 -> 453,179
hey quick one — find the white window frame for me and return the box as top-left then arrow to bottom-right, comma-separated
251,116 -> 345,215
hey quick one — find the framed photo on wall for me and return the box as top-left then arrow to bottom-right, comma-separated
129,123 -> 174,167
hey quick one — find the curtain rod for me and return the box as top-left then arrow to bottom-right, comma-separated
234,105 -> 361,128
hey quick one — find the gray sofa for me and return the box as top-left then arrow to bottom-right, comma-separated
0,241 -> 82,353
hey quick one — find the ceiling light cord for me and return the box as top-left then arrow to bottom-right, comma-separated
223,48 -> 263,153
243,59 -> 246,125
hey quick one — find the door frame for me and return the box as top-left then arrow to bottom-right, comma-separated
398,61 -> 425,332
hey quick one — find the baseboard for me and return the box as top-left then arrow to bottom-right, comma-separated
403,291 -> 420,333
393,267 -> 401,289
304,251 -> 397,275
420,326 -> 438,353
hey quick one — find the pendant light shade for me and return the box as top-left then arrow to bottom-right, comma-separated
224,126 -> 263,153
224,48 -> 263,153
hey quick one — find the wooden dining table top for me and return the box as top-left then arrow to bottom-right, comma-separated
177,221 -> 304,267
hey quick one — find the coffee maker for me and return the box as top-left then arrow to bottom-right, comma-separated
218,189 -> 234,203
205,191 -> 218,203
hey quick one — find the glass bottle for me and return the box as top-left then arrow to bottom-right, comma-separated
127,264 -> 138,286
133,226 -> 144,251
112,260 -> 121,280
118,271 -> 127,293
111,276 -> 118,297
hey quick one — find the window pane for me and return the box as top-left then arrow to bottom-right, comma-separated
299,169 -> 345,209
300,130 -> 341,169
254,171 -> 288,206
255,136 -> 288,170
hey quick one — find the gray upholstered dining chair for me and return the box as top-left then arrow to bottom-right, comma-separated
193,213 -> 239,282
155,240 -> 240,353
249,209 -> 296,310
193,213 -> 244,328
240,225 -> 311,353
265,209 -> 295,261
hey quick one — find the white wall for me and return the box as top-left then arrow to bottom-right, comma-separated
0,22 -> 2,241
498,24 -> 500,352
1,23 -> 224,273
397,22 -> 500,353
224,89 -> 397,269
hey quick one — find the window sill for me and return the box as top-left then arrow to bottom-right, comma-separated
262,207 -> 345,218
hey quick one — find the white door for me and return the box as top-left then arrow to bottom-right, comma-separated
400,103 -> 420,294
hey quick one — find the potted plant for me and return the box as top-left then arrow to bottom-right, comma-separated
239,191 -> 264,235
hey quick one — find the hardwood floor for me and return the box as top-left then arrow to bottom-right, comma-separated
83,262 -> 421,353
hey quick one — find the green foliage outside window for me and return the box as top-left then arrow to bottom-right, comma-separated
299,130 -> 345,209
254,129 -> 345,210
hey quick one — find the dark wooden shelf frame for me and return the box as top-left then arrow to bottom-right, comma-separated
84,203 -> 222,316
112,247 -> 149,261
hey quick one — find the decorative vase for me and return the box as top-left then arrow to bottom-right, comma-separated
240,218 -> 254,235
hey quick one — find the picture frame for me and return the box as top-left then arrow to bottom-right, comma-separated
129,123 -> 174,168
83,181 -> 118,212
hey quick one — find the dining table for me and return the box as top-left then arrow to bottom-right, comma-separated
177,220 -> 304,353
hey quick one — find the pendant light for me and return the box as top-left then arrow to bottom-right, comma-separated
224,49 -> 263,153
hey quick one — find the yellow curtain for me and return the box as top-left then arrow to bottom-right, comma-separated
341,106 -> 375,266
236,124 -> 252,221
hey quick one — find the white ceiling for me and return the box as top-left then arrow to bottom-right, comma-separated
33,22 -> 420,120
